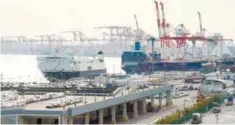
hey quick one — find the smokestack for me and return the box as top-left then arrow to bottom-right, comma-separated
160,2 -> 166,36
155,1 -> 162,38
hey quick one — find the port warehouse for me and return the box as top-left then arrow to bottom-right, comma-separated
1,85 -> 174,124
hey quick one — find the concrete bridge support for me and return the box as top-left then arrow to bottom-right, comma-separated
99,109 -> 103,124
85,113 -> 90,124
142,98 -> 147,114
151,95 -> 155,107
166,91 -> 173,106
122,103 -> 128,121
133,100 -> 138,118
159,92 -> 162,109
111,106 -> 116,124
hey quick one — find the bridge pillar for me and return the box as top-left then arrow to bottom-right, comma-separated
111,106 -> 116,124
133,100 -> 138,117
85,113 -> 90,124
122,103 -> 128,121
99,109 -> 103,124
151,95 -> 155,106
166,91 -> 173,106
142,98 -> 147,114
159,92 -> 162,109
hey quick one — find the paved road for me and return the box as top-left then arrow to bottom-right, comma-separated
118,91 -> 198,124
201,101 -> 235,124
184,100 -> 235,124
120,105 -> 179,124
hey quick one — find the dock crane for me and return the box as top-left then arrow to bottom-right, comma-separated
154,1 -> 233,60
61,30 -> 89,42
198,12 -> 204,37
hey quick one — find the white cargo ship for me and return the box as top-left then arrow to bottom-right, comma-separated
37,51 -> 106,80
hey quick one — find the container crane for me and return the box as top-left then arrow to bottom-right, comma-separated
154,1 -> 233,60
134,14 -> 140,41
61,30 -> 90,42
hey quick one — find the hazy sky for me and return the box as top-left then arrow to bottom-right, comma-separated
0,0 -> 234,40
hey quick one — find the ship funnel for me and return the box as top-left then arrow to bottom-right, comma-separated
135,41 -> 141,51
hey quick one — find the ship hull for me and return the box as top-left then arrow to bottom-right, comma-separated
122,62 -> 203,74
42,69 -> 106,80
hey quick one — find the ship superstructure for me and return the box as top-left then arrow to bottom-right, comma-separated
37,51 -> 106,80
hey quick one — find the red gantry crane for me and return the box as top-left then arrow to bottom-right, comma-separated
154,1 -> 233,60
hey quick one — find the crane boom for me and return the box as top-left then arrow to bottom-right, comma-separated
134,14 -> 139,31
198,12 -> 203,36
134,14 -> 140,40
